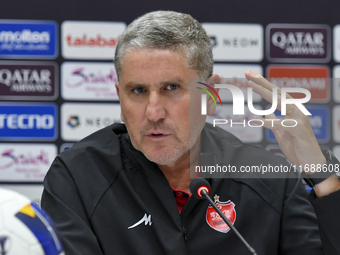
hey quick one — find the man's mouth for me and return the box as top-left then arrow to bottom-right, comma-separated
146,133 -> 171,140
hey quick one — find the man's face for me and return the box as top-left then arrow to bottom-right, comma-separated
116,49 -> 205,166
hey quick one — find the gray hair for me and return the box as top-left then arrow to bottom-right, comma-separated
114,11 -> 213,79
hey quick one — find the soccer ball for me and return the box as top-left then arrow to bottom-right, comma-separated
0,188 -> 64,255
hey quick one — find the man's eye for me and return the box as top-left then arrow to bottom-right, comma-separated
166,84 -> 178,91
133,87 -> 145,94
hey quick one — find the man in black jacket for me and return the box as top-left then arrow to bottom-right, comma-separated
42,11 -> 340,254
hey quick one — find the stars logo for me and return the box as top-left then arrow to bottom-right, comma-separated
206,194 -> 236,233
67,115 -> 80,128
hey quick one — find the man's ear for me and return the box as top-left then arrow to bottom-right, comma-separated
115,82 -> 120,97
115,82 -> 125,122
206,74 -> 221,115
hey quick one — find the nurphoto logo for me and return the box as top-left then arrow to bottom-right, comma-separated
198,81 -> 312,128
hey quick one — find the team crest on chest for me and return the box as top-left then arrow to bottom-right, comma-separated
206,194 -> 236,233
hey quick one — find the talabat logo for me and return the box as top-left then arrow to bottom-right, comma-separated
0,20 -> 57,58
267,65 -> 329,103
266,24 -> 331,63
0,61 -> 57,100
0,104 -> 57,140
61,21 -> 126,60
0,143 -> 57,182
202,23 -> 263,62
61,62 -> 118,100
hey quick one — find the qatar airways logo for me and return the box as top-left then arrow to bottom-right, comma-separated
0,148 -> 50,170
199,82 -> 311,128
61,21 -> 126,60
266,24 -> 330,63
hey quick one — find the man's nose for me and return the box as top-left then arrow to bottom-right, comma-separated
145,92 -> 166,122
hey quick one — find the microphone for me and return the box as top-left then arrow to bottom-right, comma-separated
190,178 -> 258,255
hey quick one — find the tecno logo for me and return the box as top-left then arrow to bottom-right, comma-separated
61,21 -> 126,60
202,23 -> 263,62
0,114 -> 53,129
266,24 -> 331,63
0,104 -> 57,140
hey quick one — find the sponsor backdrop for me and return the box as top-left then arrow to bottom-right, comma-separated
0,0 -> 339,200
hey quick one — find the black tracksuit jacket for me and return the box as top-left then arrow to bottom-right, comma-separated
42,123 -> 340,255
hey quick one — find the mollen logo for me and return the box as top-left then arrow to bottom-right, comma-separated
0,103 -> 57,140
0,20 -> 58,58
61,62 -> 118,100
267,65 -> 329,103
0,61 -> 58,100
266,24 -> 331,63
61,21 -> 126,60
202,23 -> 263,62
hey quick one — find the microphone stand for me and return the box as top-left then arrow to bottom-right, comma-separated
201,189 -> 258,255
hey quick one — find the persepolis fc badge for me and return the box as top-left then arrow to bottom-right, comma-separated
206,194 -> 236,233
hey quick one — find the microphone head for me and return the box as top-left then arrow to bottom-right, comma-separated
190,177 -> 211,199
